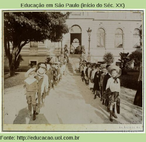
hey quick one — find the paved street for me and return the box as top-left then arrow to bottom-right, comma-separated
4,65 -> 142,124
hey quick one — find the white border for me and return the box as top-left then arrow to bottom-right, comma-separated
0,9 -> 145,134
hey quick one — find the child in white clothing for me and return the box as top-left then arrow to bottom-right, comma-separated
106,65 -> 121,122
24,68 -> 38,120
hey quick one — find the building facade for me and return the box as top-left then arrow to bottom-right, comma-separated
4,11 -> 143,70
63,11 -> 142,62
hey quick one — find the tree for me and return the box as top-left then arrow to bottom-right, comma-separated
15,54 -> 23,70
129,50 -> 142,69
118,52 -> 130,75
4,12 -> 70,76
103,52 -> 114,65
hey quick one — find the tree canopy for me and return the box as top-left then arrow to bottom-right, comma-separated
4,12 -> 70,76
4,12 -> 69,43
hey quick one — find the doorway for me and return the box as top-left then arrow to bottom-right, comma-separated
70,25 -> 82,54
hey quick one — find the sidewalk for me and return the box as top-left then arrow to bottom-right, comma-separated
4,68 -> 142,124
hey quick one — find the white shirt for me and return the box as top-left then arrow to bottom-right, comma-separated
106,77 -> 120,93
88,68 -> 91,78
39,74 -> 48,94
84,66 -> 87,74
47,64 -> 51,70
91,69 -> 96,80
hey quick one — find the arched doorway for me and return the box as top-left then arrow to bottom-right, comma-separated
70,25 -> 82,54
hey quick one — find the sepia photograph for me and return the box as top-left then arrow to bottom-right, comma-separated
2,10 -> 144,132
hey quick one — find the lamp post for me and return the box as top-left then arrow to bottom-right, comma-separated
87,27 -> 92,61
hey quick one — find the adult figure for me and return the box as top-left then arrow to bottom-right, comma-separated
134,61 -> 142,107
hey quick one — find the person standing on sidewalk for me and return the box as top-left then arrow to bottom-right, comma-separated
85,62 -> 90,85
89,64 -> 96,93
88,63 -> 92,88
46,63 -> 54,93
24,68 -> 38,120
99,65 -> 107,102
93,64 -> 101,99
134,61 -> 142,107
106,65 -> 121,122
35,63 -> 48,114
102,65 -> 111,106
83,62 -> 87,83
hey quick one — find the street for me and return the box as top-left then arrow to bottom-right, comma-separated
4,65 -> 142,124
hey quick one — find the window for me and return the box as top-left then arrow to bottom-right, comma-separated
29,61 -> 37,67
115,28 -> 123,48
133,28 -> 140,48
97,28 -> 105,47
70,25 -> 82,33
30,61 -> 37,65
30,41 -> 38,47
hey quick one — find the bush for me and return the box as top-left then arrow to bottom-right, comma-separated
120,71 -> 139,90
103,52 -> 114,65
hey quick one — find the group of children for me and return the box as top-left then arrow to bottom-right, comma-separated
79,60 -> 121,122
24,53 -> 121,122
24,59 -> 67,121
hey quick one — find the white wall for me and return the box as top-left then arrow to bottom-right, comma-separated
62,11 -> 142,62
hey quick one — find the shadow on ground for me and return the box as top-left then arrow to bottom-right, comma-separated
73,70 -> 142,124
13,107 -> 49,124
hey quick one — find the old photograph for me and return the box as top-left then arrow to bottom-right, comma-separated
3,10 -> 144,131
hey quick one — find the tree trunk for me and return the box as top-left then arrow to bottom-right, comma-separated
9,46 -> 18,76
9,52 -> 16,76
9,63 -> 15,76
5,40 -> 28,76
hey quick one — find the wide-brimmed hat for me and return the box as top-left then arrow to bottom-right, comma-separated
39,63 -> 47,70
36,64 -> 47,77
108,65 -> 121,77
37,68 -> 46,77
25,68 -> 36,78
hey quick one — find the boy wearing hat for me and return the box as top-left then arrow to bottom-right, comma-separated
88,63 -> 92,88
99,65 -> 107,102
24,68 -> 38,120
85,62 -> 90,85
89,64 -> 96,91
83,63 -> 87,84
102,65 -> 111,106
80,62 -> 85,82
93,64 -> 101,99
35,63 -> 48,113
106,65 -> 121,122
